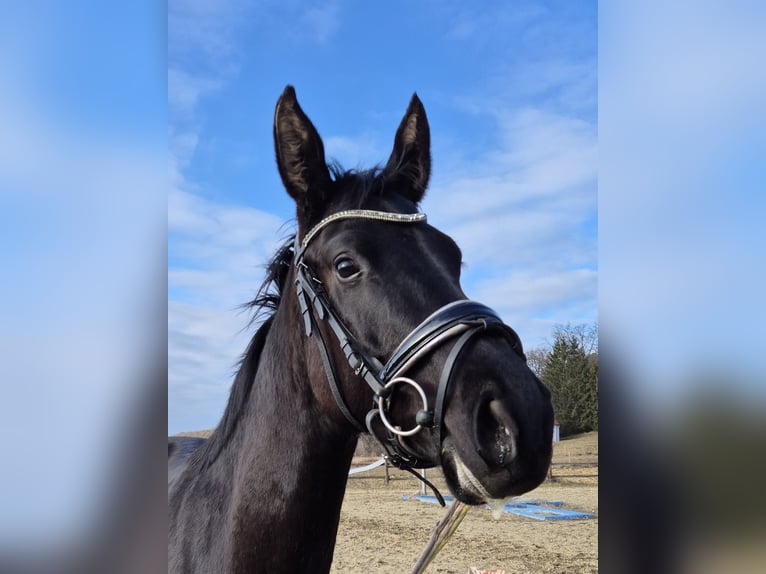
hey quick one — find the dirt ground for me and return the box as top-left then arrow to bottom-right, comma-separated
174,430 -> 597,573
331,432 -> 598,573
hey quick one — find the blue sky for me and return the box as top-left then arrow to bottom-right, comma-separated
1,0 -> 763,558
168,0 -> 597,434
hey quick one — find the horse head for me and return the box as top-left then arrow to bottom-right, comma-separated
274,85 -> 553,505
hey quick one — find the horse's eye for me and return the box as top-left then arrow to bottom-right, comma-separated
334,257 -> 360,280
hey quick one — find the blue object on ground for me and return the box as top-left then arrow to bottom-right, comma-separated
409,495 -> 594,520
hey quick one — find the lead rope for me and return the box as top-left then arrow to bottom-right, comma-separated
411,500 -> 472,574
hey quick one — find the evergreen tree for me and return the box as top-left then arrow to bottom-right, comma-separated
541,328 -> 598,437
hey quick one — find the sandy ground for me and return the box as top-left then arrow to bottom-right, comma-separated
331,433 -> 598,573
174,430 -> 597,573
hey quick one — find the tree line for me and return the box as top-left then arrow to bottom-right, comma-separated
527,323 -> 598,438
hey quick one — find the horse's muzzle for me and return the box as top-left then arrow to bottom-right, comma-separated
440,382 -> 553,504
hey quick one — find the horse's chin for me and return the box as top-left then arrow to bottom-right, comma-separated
439,447 -> 493,505
440,435 -> 527,506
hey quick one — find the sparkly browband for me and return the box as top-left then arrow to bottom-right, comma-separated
300,210 -> 427,252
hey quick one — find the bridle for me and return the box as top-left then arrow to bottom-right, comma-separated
293,209 -> 525,503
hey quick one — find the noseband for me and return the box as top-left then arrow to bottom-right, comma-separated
293,209 -> 524,497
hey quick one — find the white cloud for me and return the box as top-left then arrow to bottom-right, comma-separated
425,105 -> 597,278
168,300 -> 253,433
471,267 -> 597,316
445,3 -> 548,43
460,266 -> 596,350
168,0 -> 253,185
168,171 -> 289,432
493,108 -> 596,177
169,301 -> 249,390
169,185 -> 285,249
506,58 -> 596,108
428,107 -> 596,220
447,204 -> 593,267
168,67 -> 223,115
169,0 -> 250,65
420,99 -> 597,352
302,1 -> 341,45
168,0 -> 267,433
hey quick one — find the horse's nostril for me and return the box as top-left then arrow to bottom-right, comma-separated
475,398 -> 518,467
488,400 -> 516,432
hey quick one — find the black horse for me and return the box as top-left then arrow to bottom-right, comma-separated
168,86 -> 554,573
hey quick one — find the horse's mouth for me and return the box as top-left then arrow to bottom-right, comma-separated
440,436 -> 503,505
440,429 -> 548,506
440,444 -> 492,504
438,396 -> 519,504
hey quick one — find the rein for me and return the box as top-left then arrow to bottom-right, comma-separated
293,209 -> 524,505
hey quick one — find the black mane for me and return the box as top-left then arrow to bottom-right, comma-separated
190,164 -> 387,469
245,236 -> 295,320
328,164 -> 385,208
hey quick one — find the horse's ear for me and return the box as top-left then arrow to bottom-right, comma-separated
273,86 -> 332,212
383,93 -> 431,204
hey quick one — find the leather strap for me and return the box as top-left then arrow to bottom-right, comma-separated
433,325 -> 485,449
380,301 -> 505,379
309,310 -> 366,432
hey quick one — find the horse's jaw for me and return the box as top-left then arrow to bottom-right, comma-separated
439,433 -> 550,506
440,442 -> 494,504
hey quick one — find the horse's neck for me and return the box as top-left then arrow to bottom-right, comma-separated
225,304 -> 358,572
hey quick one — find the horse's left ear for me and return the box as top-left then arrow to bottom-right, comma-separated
383,93 -> 431,204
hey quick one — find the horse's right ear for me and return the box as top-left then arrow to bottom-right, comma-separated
273,86 -> 332,213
